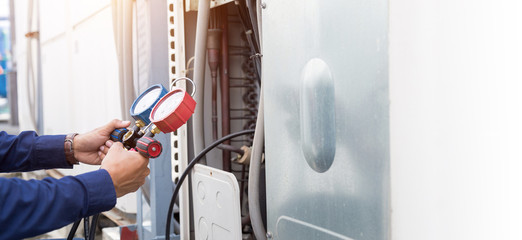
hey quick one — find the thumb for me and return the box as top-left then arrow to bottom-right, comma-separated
105,119 -> 131,131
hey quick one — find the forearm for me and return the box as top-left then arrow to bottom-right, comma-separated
0,131 -> 71,172
0,169 -> 116,239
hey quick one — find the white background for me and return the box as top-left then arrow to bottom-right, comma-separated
390,0 -> 522,239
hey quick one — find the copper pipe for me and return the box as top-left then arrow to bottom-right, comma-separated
220,6 -> 231,172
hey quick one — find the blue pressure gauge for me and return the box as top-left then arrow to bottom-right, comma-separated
130,84 -> 168,125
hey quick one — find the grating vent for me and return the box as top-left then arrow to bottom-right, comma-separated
167,1 -> 182,187
166,0 -> 189,238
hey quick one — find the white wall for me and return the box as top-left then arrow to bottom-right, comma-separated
15,0 -> 121,134
14,0 -> 134,213
390,0 -> 522,239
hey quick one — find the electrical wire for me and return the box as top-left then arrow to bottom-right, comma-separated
165,129 -> 256,240
89,214 -> 100,240
67,220 -> 81,240
83,217 -> 90,240
66,214 -> 100,240
66,208 -> 100,239
185,56 -> 195,73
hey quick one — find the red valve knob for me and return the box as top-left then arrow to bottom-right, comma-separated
136,136 -> 163,158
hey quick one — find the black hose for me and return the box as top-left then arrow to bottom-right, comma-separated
89,214 -> 100,240
83,217 -> 90,240
67,219 -> 81,240
66,214 -> 99,240
165,129 -> 256,240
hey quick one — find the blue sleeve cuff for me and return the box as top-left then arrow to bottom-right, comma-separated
75,169 -> 117,216
34,134 -> 72,169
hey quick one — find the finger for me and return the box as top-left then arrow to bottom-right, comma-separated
110,141 -> 124,148
101,119 -> 131,135
138,154 -> 150,166
105,140 -> 114,148
98,151 -> 106,160
107,142 -> 124,154
99,145 -> 109,155
108,119 -> 131,129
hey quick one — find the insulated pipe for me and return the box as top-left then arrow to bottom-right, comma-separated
192,0 -> 211,158
249,86 -> 266,240
207,29 -> 222,142
249,4 -> 265,235
220,6 -> 232,172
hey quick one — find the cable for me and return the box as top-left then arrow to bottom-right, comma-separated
83,217 -> 90,240
89,214 -> 100,240
65,214 -> 99,240
165,129 -> 256,240
67,219 -> 81,240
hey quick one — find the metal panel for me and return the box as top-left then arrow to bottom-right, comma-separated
191,164 -> 242,240
262,0 -> 389,239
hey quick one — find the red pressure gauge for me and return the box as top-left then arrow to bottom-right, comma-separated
150,87 -> 196,133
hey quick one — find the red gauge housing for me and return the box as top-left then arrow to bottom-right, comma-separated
150,88 -> 196,133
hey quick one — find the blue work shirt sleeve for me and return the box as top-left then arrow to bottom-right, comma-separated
0,169 -> 117,239
0,131 -> 71,172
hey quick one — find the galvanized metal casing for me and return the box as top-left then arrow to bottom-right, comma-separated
262,0 -> 390,239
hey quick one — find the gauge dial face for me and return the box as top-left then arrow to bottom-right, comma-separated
133,88 -> 163,114
153,90 -> 185,120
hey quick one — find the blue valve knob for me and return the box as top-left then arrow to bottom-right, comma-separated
110,128 -> 128,142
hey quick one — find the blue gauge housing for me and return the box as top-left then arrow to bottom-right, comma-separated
130,84 -> 168,125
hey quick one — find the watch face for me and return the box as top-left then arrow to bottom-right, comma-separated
133,88 -> 163,114
153,90 -> 185,120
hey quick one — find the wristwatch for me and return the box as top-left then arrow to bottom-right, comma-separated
64,133 -> 79,165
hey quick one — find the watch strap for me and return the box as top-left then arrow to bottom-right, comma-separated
64,133 -> 79,165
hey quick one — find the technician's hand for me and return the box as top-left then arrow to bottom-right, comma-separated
73,119 -> 131,165
101,142 -> 150,197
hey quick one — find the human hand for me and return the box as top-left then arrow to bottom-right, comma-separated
73,119 -> 131,165
101,142 -> 150,197
98,139 -> 116,160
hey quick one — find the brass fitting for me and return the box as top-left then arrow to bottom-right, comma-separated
135,120 -> 145,128
151,126 -> 161,135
